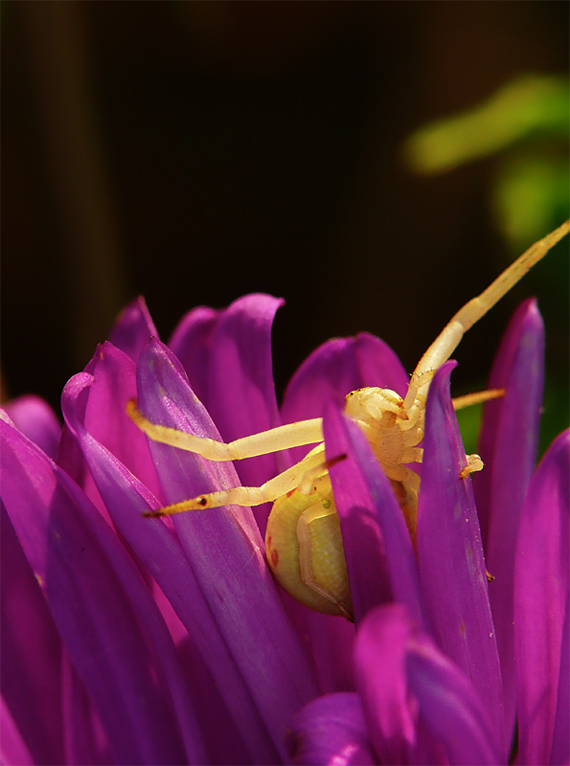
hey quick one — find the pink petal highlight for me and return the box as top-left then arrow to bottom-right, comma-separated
108,296 -> 159,361
407,633 -> 502,764
515,430 -> 569,765
474,299 -> 544,734
3,395 -> 61,460
286,692 -> 375,765
417,362 -> 505,749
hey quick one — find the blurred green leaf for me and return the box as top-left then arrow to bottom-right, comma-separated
404,75 -> 569,174
492,153 -> 570,251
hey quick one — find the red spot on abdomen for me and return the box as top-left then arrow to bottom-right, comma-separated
270,547 -> 279,568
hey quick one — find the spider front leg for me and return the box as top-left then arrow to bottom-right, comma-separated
131,394 -> 355,618
127,399 -> 323,461
144,445 -> 328,516
404,219 -> 570,412
128,399 -> 331,515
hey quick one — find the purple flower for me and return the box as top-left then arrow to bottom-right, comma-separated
1,294 -> 567,765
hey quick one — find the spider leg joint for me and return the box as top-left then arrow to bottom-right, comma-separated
459,454 -> 484,479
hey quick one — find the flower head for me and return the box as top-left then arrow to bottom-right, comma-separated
1,292 -> 568,765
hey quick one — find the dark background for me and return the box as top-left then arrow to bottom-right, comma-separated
2,2 -> 568,451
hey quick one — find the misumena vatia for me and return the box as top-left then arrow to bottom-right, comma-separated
128,221 -> 569,622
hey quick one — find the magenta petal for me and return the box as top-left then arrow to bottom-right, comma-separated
406,634 -> 502,765
285,692 -> 375,765
295,609 -> 356,695
417,362 -> 505,749
57,342 -> 164,519
475,299 -> 544,541
61,655 -> 114,766
551,596 -> 569,765
1,698 -> 34,766
136,339 -> 318,760
282,333 -> 409,465
1,418 -> 191,764
354,604 -> 442,764
3,395 -> 61,460
168,304 -> 220,406
108,296 -> 159,361
473,299 -> 544,732
514,430 -> 569,766
170,294 -> 284,533
206,294 -> 284,489
62,370 -> 276,764
65,343 -> 163,500
1,506 -> 64,765
324,403 -> 423,626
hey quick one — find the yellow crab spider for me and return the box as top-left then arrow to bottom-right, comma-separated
128,220 -> 569,622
